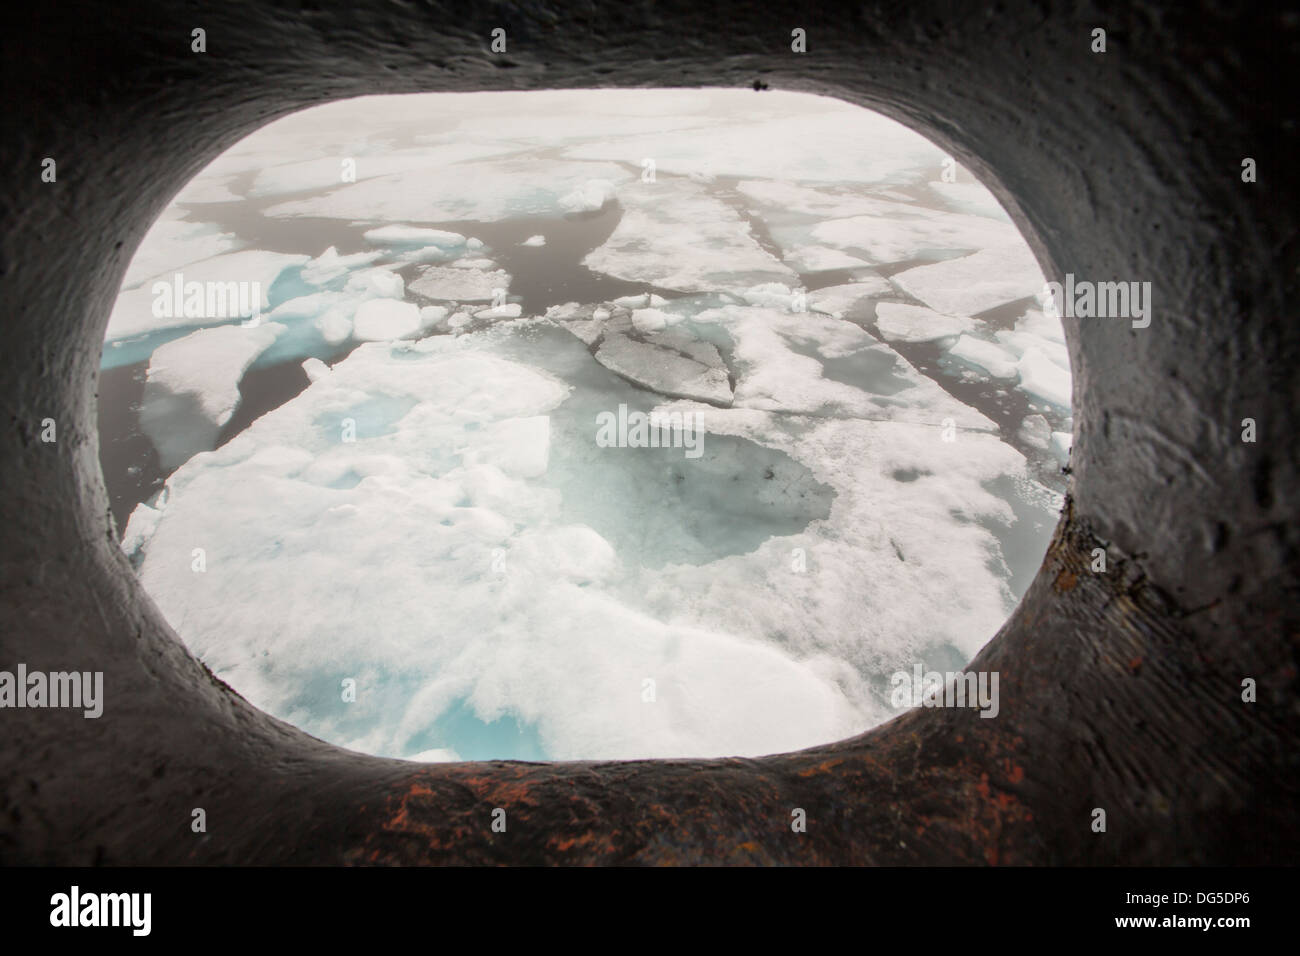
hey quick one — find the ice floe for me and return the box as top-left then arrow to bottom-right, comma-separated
874,302 -> 975,343
263,158 -> 635,223
409,265 -> 510,302
139,322 -> 284,470
583,178 -> 796,292
107,249 -> 310,342
891,244 -> 1045,316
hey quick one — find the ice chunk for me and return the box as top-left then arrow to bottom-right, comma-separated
316,308 -> 354,345
301,246 -> 384,286
521,234 -> 547,247
352,299 -> 425,341
594,333 -> 732,405
1050,431 -> 1072,464
363,225 -> 467,249
119,502 -> 163,561
583,178 -> 797,293
891,244 -> 1045,316
612,293 -> 668,309
140,322 -> 284,469
559,179 -> 616,212
409,265 -> 510,302
302,357 -> 331,382
344,268 -> 404,299
740,283 -> 799,310
806,279 -> 892,318
1017,414 -> 1052,451
874,302 -> 974,343
805,211 -> 1021,265
630,308 -> 675,333
783,245 -> 872,273
1016,346 -> 1072,408
947,335 -> 1020,380
473,303 -> 523,321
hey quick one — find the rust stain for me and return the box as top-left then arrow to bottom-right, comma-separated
798,757 -> 846,777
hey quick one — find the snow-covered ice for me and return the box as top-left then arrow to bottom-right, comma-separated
582,178 -> 797,292
139,322 -> 284,469
891,244 -> 1045,316
1015,346 -> 1072,408
122,322 -> 1055,760
104,87 -> 1072,763
409,265 -> 510,303
874,302 -> 975,343
264,159 -> 635,223
947,335 -> 1021,380
107,249 -> 309,343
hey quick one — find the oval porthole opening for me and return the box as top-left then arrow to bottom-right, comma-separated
97,88 -> 1072,765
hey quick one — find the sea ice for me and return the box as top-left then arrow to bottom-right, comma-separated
1015,346 -> 1072,408
560,179 -> 617,212
926,180 -> 1012,221
874,302 -> 975,343
806,280 -> 893,318
947,335 -> 1020,380
124,336 -> 867,760
301,246 -> 385,286
594,332 -> 732,405
139,322 -> 284,470
263,158 -> 635,223
582,178 -> 797,293
691,304 -> 994,429
352,298 -> 427,341
107,249 -> 310,342
891,244 -> 1045,316
805,211 -> 1021,265
563,94 -> 946,184
121,212 -> 242,290
363,225 -> 468,249
409,265 -> 510,302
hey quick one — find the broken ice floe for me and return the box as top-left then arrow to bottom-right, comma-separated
891,243 -> 1044,316
582,178 -> 797,293
139,322 -> 284,470
408,265 -> 510,303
